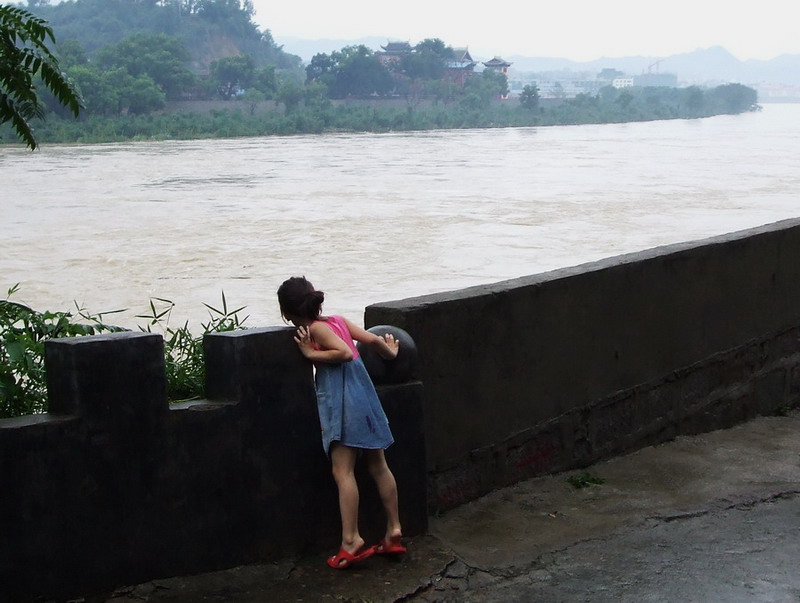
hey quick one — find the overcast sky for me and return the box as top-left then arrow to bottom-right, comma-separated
250,0 -> 799,62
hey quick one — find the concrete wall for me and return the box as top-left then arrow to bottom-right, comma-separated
365,218 -> 800,511
161,96 -> 520,115
162,99 -> 283,114
0,328 -> 426,601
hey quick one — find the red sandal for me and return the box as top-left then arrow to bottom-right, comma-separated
326,545 -> 375,569
374,536 -> 407,555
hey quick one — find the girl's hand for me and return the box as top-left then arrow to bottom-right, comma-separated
294,325 -> 314,358
381,333 -> 400,359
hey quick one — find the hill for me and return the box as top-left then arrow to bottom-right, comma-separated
29,0 -> 302,74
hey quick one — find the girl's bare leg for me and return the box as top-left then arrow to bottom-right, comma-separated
329,444 -> 365,553
365,449 -> 402,542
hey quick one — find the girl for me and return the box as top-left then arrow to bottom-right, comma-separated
277,276 -> 407,569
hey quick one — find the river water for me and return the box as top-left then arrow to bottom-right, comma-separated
2,105 -> 799,329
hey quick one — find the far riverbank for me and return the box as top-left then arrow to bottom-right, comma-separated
2,83 -> 758,146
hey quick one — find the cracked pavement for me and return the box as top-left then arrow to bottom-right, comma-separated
101,411 -> 800,602
410,493 -> 800,602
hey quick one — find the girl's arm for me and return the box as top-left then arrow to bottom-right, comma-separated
294,322 -> 354,364
343,317 -> 399,360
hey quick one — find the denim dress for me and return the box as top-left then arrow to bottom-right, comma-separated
313,316 -> 394,455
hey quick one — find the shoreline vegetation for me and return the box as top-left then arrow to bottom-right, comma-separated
1,83 -> 760,147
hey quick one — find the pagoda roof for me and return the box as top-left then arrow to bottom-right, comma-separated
483,56 -> 512,67
381,41 -> 412,53
452,47 -> 473,62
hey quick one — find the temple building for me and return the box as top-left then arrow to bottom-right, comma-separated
377,41 -> 412,68
444,47 -> 477,87
483,56 -> 512,76
482,56 -> 512,99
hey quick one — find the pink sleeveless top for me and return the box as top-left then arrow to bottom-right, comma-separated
313,315 -> 360,359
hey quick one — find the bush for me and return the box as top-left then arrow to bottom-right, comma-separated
0,286 -> 247,417
137,292 -> 247,402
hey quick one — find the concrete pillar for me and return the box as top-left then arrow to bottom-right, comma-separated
44,331 -> 167,424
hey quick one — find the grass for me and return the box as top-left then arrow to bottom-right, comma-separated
566,471 -> 606,489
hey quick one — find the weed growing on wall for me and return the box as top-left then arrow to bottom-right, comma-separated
0,286 -> 247,417
137,292 -> 247,402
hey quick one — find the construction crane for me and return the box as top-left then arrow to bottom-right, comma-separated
648,59 -> 664,74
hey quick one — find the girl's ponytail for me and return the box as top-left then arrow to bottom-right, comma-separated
305,289 -> 325,318
278,276 -> 324,321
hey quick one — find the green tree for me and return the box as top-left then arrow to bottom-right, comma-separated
423,79 -> 458,105
275,77 -> 303,112
123,72 -> 167,114
401,50 -> 442,81
238,87 -> 264,114
482,68 -> 509,98
414,38 -> 455,59
306,51 -> 335,85
461,69 -> 507,109
253,64 -> 276,96
707,83 -> 758,114
683,85 -> 704,114
598,84 -> 619,103
27,0 -> 301,73
401,38 -> 454,81
194,0 -> 254,21
0,4 -> 81,149
67,65 -> 164,115
519,84 -> 539,110
304,79 -> 331,110
55,37 -> 87,68
38,39 -> 86,116
95,32 -> 195,100
616,89 -> 634,109
326,45 -> 393,99
210,53 -> 254,99
66,64 -> 119,114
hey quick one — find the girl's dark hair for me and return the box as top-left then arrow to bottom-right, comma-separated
277,276 -> 324,321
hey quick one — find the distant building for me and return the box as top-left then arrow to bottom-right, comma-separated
444,47 -> 476,87
509,64 -> 679,101
483,57 -> 512,99
483,56 -> 512,76
377,41 -> 412,68
509,78 -> 605,99
756,83 -> 800,102
634,72 -> 678,87
598,68 -> 625,82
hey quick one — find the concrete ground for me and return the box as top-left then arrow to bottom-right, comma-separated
102,411 -> 800,603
